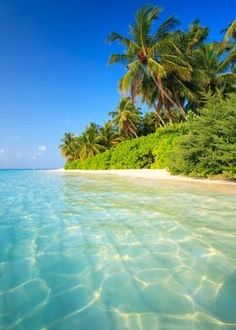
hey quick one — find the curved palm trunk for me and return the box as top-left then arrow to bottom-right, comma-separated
155,76 -> 172,123
154,100 -> 166,127
151,73 -> 187,120
128,123 -> 139,138
166,100 -> 173,124
173,92 -> 187,120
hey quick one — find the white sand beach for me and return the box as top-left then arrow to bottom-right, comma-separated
52,168 -> 236,186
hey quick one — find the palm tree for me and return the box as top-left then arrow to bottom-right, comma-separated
108,5 -> 192,120
163,21 -> 209,111
59,132 -> 79,160
78,123 -> 106,160
138,74 -> 167,126
193,43 -> 236,96
139,111 -> 163,135
138,21 -> 209,117
221,20 -> 236,46
109,98 -> 142,138
98,121 -> 123,148
179,20 -> 209,55
221,20 -> 236,74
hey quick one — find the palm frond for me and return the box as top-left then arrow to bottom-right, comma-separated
130,5 -> 161,47
120,60 -> 143,93
222,20 -> 236,44
147,58 -> 166,78
152,16 -> 179,42
107,32 -> 136,48
109,54 -> 136,65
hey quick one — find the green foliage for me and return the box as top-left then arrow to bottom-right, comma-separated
65,95 -> 236,181
108,5 -> 236,123
65,124 -> 185,170
169,94 -> 236,179
98,121 -> 123,148
81,150 -> 113,170
109,136 -> 155,169
151,135 -> 182,169
150,124 -> 187,169
61,5 -> 236,180
109,97 -> 142,138
64,159 -> 82,170
138,111 -> 161,136
65,150 -> 112,170
59,133 -> 80,161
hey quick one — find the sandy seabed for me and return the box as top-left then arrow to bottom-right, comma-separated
51,168 -> 236,187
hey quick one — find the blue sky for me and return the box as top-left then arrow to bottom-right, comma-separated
0,0 -> 235,168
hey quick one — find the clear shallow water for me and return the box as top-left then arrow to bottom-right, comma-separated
0,170 -> 236,330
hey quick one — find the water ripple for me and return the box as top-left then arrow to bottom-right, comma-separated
0,170 -> 235,329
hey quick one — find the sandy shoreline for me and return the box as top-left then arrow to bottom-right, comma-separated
51,168 -> 236,186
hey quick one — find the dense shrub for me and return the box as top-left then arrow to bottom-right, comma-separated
64,150 -> 112,170
81,150 -> 112,169
109,136 -> 154,169
169,94 -> 236,179
65,125 -> 184,170
151,127 -> 186,169
64,159 -> 82,169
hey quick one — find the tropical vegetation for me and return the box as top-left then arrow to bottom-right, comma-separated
169,94 -> 236,179
60,5 -> 236,180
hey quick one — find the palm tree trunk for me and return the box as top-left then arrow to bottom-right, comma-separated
154,100 -> 166,127
174,93 -> 187,120
151,74 -> 186,119
166,100 -> 173,124
129,124 -> 139,138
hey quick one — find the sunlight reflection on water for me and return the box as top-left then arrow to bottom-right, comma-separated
0,170 -> 236,329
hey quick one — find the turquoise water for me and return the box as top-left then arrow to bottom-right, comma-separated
0,170 -> 236,330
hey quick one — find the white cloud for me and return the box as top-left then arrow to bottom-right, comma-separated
37,145 -> 47,152
0,148 -> 5,157
31,145 -> 47,160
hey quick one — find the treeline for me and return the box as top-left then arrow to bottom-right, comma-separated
60,5 -> 236,178
65,95 -> 236,179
